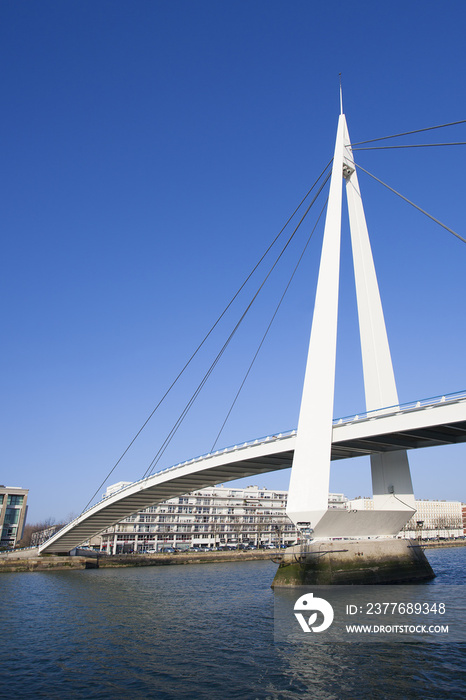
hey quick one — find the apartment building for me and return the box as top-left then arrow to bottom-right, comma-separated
347,496 -> 463,538
96,484 -> 463,553
99,484 -> 347,554
0,486 -> 28,549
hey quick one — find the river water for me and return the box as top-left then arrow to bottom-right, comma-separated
0,547 -> 464,699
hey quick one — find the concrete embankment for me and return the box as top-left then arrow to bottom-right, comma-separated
93,550 -> 275,568
1,540 -> 463,574
422,539 -> 466,548
0,555 -> 99,573
0,549 -> 275,573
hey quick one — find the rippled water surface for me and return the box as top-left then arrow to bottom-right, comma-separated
0,547 -> 464,699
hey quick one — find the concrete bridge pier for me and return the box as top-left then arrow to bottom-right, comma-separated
271,539 -> 435,587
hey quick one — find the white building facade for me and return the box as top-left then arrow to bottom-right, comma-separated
97,486 -> 462,553
99,485 -> 347,554
347,497 -> 463,539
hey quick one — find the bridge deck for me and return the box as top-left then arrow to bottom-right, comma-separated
39,392 -> 466,553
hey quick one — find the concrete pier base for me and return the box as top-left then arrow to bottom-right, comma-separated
271,538 -> 435,587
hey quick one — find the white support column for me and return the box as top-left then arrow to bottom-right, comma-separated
286,115 -> 345,529
343,121 -> 415,511
343,121 -> 398,411
287,108 -> 415,537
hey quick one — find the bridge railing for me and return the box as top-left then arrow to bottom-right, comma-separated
125,429 -> 299,489
333,389 -> 466,427
57,389 -> 466,526
71,430 -> 300,521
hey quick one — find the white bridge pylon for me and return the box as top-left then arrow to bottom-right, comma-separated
36,109 -> 466,555
286,107 -> 416,538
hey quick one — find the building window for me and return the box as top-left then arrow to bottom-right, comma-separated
1,525 -> 17,539
7,495 -> 23,506
4,508 -> 20,525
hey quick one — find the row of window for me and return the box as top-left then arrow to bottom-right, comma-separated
111,514 -> 290,528
0,494 -> 24,506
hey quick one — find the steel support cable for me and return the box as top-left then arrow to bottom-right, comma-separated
141,335 -> 235,479
141,172 -> 332,478
81,160 -> 333,512
353,161 -> 466,245
352,119 -> 466,146
352,142 -> 466,151
141,171 -> 332,479
210,198 -> 329,453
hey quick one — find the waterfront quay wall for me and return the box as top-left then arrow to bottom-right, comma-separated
96,550 -> 274,568
0,556 -> 99,573
0,549 -> 274,573
422,539 -> 466,548
1,540 -> 463,574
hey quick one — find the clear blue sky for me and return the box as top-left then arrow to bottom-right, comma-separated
1,1 -> 465,523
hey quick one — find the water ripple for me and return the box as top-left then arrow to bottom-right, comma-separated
0,550 -> 464,699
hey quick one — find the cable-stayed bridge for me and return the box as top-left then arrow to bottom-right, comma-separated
39,102 -> 465,555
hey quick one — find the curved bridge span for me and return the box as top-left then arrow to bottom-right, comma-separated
39,392 -> 466,553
